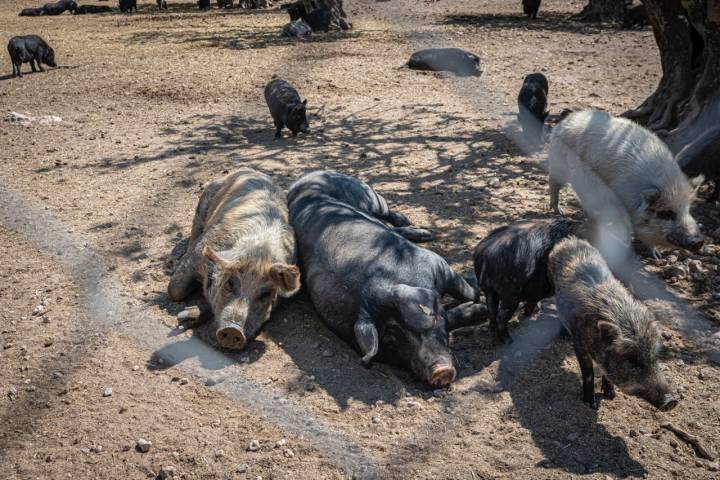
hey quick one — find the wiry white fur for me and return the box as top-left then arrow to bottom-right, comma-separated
548,110 -> 700,250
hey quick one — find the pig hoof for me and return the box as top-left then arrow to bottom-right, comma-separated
216,326 -> 246,350
651,248 -> 663,260
429,364 -> 456,387
584,394 -> 599,410
602,385 -> 616,400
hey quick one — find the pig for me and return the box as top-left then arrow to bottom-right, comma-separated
8,35 -> 57,78
282,20 -> 312,38
522,0 -> 541,19
676,125 -> 720,202
622,4 -> 647,29
474,218 -> 584,343
548,237 -> 678,411
157,0 -> 168,9
517,72 -> 549,149
288,171 -> 487,387
199,0 -> 210,9
168,168 -> 301,350
281,1 -> 306,21
19,7 -> 45,16
119,0 -> 137,12
548,109 -> 704,257
74,5 -> 113,13
407,48 -> 482,77
303,8 -> 332,32
42,0 -> 77,15
264,79 -> 309,138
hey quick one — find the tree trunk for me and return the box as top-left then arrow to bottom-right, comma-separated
624,0 -> 720,151
303,0 -> 351,30
574,0 -> 627,22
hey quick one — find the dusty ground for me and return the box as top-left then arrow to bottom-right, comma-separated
1,0 -> 719,478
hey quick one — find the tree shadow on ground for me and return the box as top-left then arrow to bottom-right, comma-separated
441,12 -> 619,34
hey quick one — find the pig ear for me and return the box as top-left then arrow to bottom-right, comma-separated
597,320 -> 622,345
202,246 -> 233,270
302,99 -> 307,106
355,314 -> 379,366
389,284 -> 440,332
639,187 -> 661,211
269,263 -> 301,295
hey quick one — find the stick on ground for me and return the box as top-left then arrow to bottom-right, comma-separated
661,422 -> 716,461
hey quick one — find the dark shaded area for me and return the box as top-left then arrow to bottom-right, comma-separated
441,12 -> 616,34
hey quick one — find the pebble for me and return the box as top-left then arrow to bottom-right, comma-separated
91,445 -> 103,454
695,459 -> 704,468
666,255 -> 678,265
371,416 -> 381,424
709,462 -> 719,472
488,177 -> 501,188
136,438 -> 152,453
132,365 -> 139,371
80,447 -> 90,454
628,429 -> 639,438
102,387 -> 113,397
664,265 -> 686,279
52,371 -> 63,380
45,454 -> 55,462
159,466 -> 177,479
32,305 -> 45,316
214,449 -> 224,458
669,439 -> 679,448
179,378 -> 188,385
236,464 -> 248,473
247,440 -> 260,451
275,438 -> 287,448
283,448 -> 295,458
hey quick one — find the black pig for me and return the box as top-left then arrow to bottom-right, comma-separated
522,0 -> 541,19
474,218 -> 582,343
8,35 -> 57,78
677,125 -> 720,202
288,171 -> 487,387
622,5 -> 646,29
407,48 -> 482,77
517,72 -> 549,149
264,79 -> 309,138
119,0 -> 137,12
20,7 -> 45,16
42,0 -> 77,15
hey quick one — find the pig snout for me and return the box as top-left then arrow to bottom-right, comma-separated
656,393 -> 679,411
214,304 -> 249,350
428,362 -> 456,387
667,230 -> 704,252
636,381 -> 678,411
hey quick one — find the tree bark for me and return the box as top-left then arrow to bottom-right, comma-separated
624,0 -> 720,151
574,0 -> 627,22
302,0 -> 351,29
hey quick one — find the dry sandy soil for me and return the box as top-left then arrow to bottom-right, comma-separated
1,0 -> 719,479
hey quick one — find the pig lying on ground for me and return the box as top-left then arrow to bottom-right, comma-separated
548,109 -> 704,257
264,79 -> 309,138
676,125 -> 720,202
407,48 -> 482,77
8,35 -> 57,78
199,0 -> 210,9
517,72 -> 548,150
282,20 -> 312,39
474,218 -> 583,343
288,171 -> 486,387
549,237 -> 678,411
522,0 -> 541,18
42,0 -> 77,14
20,7 -> 45,16
168,168 -> 300,351
74,5 -> 113,13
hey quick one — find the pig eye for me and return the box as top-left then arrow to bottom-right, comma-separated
258,288 -> 273,302
656,210 -> 676,220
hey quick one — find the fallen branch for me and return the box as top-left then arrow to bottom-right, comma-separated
661,422 -> 716,460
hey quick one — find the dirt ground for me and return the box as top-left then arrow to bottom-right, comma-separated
1,0 -> 719,479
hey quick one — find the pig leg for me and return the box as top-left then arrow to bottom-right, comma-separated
572,339 -> 598,409
168,250 -> 199,301
177,302 -> 213,328
521,301 -> 540,318
446,302 -> 488,330
495,299 -> 518,344
30,59 -> 38,73
354,311 -> 379,366
484,288 -> 499,332
601,376 -> 616,400
274,120 -> 283,138
391,226 -> 434,243
549,178 -> 564,215
709,181 -> 719,202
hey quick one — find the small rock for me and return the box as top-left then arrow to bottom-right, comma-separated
102,387 -> 113,397
91,445 -> 103,454
666,255 -> 678,265
247,440 -> 260,451
32,304 -> 45,316
52,371 -> 63,380
283,448 -> 295,458
158,466 -> 177,479
214,449 -> 224,458
236,464 -> 248,473
628,429 -> 639,438
709,462 -> 719,472
7,386 -> 18,399
132,365 -> 140,371
136,438 -> 152,453
661,330 -> 673,340
688,259 -> 704,273
275,438 -> 287,448
179,378 -> 188,385
371,415 -> 381,424
46,454 -> 55,463
695,459 -> 704,467
80,447 -> 90,454
304,382 -> 315,392
670,439 -> 679,448
488,177 -> 501,188
665,265 -> 686,279
432,389 -> 445,398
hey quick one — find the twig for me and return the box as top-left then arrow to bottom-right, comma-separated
661,422 -> 716,460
